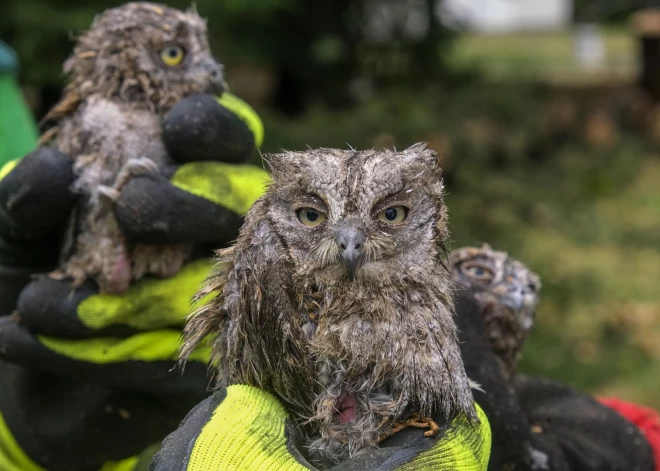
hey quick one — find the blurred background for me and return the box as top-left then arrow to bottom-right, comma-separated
1,0 -> 659,408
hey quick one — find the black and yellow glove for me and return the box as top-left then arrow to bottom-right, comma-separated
0,92 -> 269,471
150,385 -> 491,471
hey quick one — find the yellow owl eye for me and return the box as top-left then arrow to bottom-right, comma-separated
160,46 -> 185,66
297,208 -> 327,227
377,206 -> 408,225
460,262 -> 494,282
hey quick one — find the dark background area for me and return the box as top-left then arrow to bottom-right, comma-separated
1,0 -> 659,408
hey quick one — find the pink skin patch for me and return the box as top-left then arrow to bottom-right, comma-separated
335,393 -> 358,424
106,245 -> 132,294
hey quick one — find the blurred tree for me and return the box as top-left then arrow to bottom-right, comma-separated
0,0 -> 457,118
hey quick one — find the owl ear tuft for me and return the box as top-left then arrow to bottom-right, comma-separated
263,151 -> 305,180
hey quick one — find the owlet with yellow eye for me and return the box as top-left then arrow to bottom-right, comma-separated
39,2 -> 226,293
182,144 -> 478,467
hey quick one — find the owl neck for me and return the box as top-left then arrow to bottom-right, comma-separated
482,305 -> 524,379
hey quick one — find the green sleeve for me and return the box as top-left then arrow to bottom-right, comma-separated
150,385 -> 491,471
0,74 -> 38,167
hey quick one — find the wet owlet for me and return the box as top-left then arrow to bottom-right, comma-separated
449,244 -> 541,380
182,144 -> 477,466
41,2 -> 224,293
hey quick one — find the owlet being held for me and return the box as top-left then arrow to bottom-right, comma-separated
41,2 -> 225,293
182,144 -> 477,466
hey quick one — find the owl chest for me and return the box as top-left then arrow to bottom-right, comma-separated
66,98 -> 172,191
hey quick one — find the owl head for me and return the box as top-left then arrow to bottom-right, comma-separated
64,2 -> 223,111
450,244 -> 541,336
263,143 -> 448,284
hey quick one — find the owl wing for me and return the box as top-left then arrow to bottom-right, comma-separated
182,206 -> 311,406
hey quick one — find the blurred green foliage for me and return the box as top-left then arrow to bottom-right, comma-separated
0,0 -> 458,114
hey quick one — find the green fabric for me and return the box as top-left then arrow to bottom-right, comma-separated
183,385 -> 491,471
78,259 -> 214,331
38,330 -> 210,365
171,161 -> 270,216
0,74 -> 38,167
217,93 -> 264,148
398,404 -> 491,470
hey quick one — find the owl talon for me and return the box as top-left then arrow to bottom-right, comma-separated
98,185 -> 120,202
112,157 -> 160,192
383,413 -> 440,441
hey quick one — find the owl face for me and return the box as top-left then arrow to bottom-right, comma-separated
264,144 -> 447,283
450,244 -> 541,333
67,2 -> 223,107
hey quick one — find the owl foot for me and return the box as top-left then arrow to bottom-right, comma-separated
97,157 -> 159,207
112,156 -> 160,192
98,185 -> 120,203
385,413 -> 441,440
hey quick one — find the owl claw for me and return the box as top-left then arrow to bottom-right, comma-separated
112,157 -> 160,192
383,413 -> 441,441
124,156 -> 160,176
98,185 -> 120,202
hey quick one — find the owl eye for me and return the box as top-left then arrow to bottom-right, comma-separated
160,46 -> 185,66
377,206 -> 408,225
460,262 -> 494,282
297,208 -> 327,227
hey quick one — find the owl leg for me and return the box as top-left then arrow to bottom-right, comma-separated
382,413 -> 441,441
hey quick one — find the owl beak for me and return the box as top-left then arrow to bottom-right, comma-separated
500,286 -> 525,312
336,225 -> 365,282
202,58 -> 225,96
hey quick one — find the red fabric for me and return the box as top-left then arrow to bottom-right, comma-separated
598,397 -> 660,471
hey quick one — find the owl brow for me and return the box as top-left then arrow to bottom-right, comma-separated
292,193 -> 328,212
371,189 -> 410,214
461,259 -> 496,275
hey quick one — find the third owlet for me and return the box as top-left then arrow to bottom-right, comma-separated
450,244 -> 541,379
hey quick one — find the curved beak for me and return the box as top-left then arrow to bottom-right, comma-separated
336,222 -> 366,281
202,57 -> 225,96
499,284 -> 525,312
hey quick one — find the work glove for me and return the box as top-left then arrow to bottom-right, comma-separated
455,288 -> 656,471
149,384 -> 492,471
454,289 -> 550,471
0,92 -> 269,471
514,375 -> 656,471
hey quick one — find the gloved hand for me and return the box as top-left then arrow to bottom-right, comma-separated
514,375 -> 656,471
0,92 -> 269,471
149,385 -> 491,471
454,289 -> 550,471
0,92 -> 264,316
